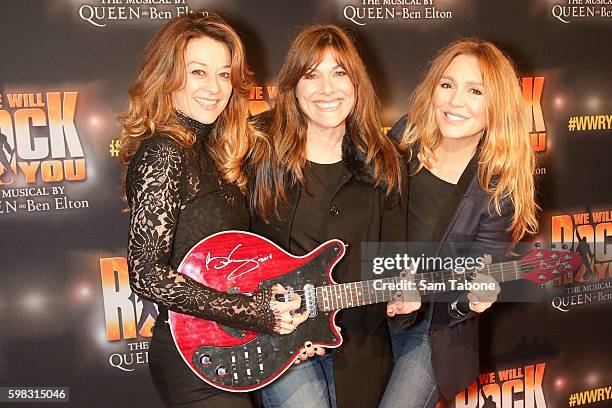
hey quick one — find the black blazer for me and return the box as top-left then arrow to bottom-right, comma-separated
250,115 -> 407,408
388,116 -> 514,400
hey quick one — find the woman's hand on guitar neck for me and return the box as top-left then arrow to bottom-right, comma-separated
386,287 -> 422,317
270,284 -> 309,335
386,272 -> 422,317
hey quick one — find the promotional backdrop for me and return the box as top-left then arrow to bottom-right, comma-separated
1,1 -> 611,407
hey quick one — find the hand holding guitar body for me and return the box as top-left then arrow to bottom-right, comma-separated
270,284 -> 309,334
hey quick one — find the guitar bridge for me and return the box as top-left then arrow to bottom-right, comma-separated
304,284 -> 317,317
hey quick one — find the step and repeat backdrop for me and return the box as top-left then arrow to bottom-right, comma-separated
0,0 -> 610,407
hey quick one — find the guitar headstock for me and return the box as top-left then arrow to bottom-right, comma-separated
519,245 -> 582,284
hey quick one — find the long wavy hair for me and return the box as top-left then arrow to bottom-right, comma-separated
250,24 -> 402,220
399,38 -> 539,242
119,12 -> 259,191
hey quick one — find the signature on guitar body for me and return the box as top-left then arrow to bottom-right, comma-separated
205,244 -> 273,281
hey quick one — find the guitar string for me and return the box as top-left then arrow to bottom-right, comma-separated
281,256 -> 575,296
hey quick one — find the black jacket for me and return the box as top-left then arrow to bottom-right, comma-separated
388,116 -> 514,400
250,115 -> 407,408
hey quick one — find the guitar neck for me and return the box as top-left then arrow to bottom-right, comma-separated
315,259 -> 532,312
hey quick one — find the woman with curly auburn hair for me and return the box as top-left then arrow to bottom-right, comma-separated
248,24 -> 418,408
120,12 -> 307,407
381,38 -> 539,408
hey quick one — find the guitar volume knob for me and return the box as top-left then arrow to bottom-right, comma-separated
216,366 -> 227,377
200,354 -> 211,366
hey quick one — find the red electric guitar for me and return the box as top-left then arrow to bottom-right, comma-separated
169,231 -> 580,392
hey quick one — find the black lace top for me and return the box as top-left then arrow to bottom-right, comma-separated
125,112 -> 275,333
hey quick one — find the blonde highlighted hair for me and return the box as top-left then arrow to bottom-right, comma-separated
399,38 -> 539,242
119,12 -> 259,191
250,24 -> 402,219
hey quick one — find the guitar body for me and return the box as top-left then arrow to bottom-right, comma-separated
169,231 -> 345,392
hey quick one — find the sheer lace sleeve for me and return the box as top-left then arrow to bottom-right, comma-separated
125,136 -> 276,333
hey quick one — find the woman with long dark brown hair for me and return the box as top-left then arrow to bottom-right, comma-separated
120,13 -> 307,407
248,24 -> 418,408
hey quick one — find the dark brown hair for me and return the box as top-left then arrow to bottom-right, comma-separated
250,24 -> 402,219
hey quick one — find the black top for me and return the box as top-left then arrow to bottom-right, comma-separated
289,160 -> 347,255
408,167 -> 456,243
125,112 -> 275,333
407,166 -> 456,323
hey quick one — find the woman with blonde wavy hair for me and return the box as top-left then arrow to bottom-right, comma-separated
381,38 -> 539,408
120,12 -> 306,407
248,24 -> 413,408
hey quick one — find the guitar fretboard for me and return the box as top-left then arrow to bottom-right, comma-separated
315,260 -> 535,312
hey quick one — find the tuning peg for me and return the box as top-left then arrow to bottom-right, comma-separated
534,242 -> 542,249
548,243 -> 556,249
561,244 -> 568,250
